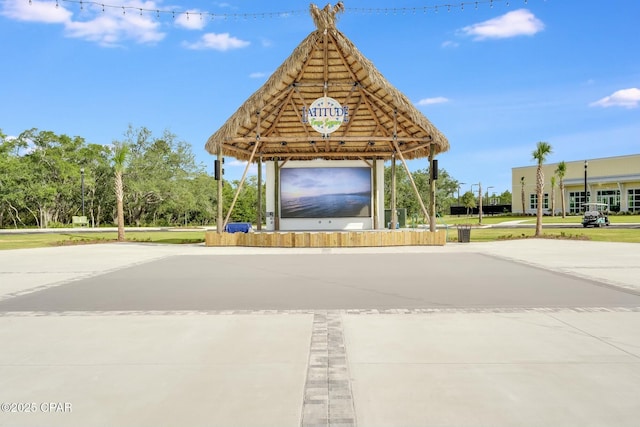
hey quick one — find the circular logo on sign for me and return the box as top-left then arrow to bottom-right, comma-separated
306,97 -> 347,135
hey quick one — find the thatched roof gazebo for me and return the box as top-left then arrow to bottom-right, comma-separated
205,2 -> 449,238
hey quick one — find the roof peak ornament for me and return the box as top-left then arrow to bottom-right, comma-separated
310,2 -> 344,31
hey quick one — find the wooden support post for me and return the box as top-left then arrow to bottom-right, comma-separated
429,145 -> 436,232
274,160 -> 280,231
257,154 -> 262,231
392,139 -> 430,226
391,152 -> 397,230
223,142 -> 260,229
372,158 -> 378,229
391,109 -> 398,230
216,145 -> 223,234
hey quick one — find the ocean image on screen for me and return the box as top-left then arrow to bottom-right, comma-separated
280,167 -> 371,218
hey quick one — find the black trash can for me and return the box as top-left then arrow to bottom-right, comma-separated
457,224 -> 471,243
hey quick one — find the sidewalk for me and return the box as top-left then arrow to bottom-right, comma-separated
0,240 -> 639,427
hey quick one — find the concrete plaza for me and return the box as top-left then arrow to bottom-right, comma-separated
0,239 -> 639,426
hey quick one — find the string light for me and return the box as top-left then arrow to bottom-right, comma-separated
25,0 -> 542,22
348,0 -> 535,15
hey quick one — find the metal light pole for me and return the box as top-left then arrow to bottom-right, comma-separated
478,182 -> 483,225
471,183 -> 482,223
584,160 -> 588,211
486,186 -> 494,206
457,182 -> 466,206
471,184 -> 477,209
80,167 -> 85,217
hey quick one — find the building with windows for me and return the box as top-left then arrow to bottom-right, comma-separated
512,154 -> 640,215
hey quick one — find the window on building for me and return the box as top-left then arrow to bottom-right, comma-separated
596,190 -> 621,212
629,189 -> 640,213
569,191 -> 589,214
530,193 -> 549,210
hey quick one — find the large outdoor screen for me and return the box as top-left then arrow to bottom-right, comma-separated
280,167 -> 371,218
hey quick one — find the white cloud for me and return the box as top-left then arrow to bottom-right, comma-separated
249,72 -> 266,79
0,0 -> 165,46
174,9 -> 206,30
417,97 -> 449,106
1,0 -> 71,23
183,32 -> 249,51
441,40 -> 459,48
66,10 -> 164,47
589,88 -> 640,109
460,9 -> 544,40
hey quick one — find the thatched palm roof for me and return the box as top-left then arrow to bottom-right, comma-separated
205,2 -> 449,162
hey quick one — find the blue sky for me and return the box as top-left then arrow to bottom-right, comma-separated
1,0 -> 639,196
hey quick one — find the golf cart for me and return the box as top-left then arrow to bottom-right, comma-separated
581,202 -> 610,228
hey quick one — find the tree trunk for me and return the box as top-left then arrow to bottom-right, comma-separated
115,171 -> 125,242
535,166 -> 544,237
560,181 -> 566,218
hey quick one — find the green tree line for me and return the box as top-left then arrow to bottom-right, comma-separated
383,166 -> 511,219
0,127 -> 260,228
1,126 -> 510,229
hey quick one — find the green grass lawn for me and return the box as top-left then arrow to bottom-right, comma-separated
442,214 -> 640,225
447,227 -> 640,243
0,231 -> 206,250
1,224 -> 638,250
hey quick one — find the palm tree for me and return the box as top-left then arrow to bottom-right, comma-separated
520,176 -> 526,215
113,143 -> 129,242
550,175 -> 556,217
532,141 -> 553,237
555,161 -> 567,218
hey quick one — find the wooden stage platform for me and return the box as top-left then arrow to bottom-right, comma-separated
205,229 -> 446,248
